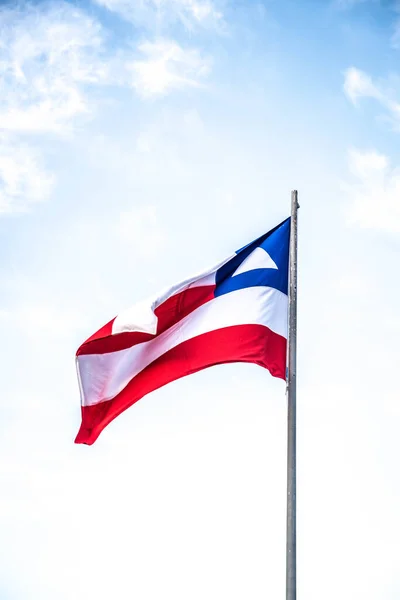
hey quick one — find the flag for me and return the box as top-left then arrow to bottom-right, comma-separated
75,218 -> 290,445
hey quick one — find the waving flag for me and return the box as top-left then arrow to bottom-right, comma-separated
75,218 -> 290,445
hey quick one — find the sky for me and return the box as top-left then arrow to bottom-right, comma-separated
0,0 -> 399,598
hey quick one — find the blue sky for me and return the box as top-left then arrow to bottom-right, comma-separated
0,0 -> 399,599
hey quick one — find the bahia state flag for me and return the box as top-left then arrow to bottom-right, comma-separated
75,218 -> 291,445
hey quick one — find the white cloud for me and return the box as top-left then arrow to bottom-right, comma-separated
0,138 -> 54,213
0,2 -> 217,133
0,2 -> 110,135
0,4 -> 212,132
344,67 -> 400,128
0,2 -> 110,214
93,0 -> 224,31
0,3 -> 212,216
129,39 -> 211,97
343,67 -> 380,104
348,147 -> 388,175
342,148 -> 400,232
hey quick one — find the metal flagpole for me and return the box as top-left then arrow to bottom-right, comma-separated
286,190 -> 299,600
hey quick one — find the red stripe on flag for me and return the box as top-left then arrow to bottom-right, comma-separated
78,318 -> 115,351
75,324 -> 286,445
76,285 -> 215,356
156,285 -> 215,335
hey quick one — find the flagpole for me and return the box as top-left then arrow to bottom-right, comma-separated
286,190 -> 298,600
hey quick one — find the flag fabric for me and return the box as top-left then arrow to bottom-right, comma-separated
75,218 -> 291,445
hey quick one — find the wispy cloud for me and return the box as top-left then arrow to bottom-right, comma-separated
344,67 -> 400,129
0,3 -> 214,134
0,137 -> 54,214
342,148 -> 400,232
92,0 -> 225,31
0,2 -> 213,215
128,39 -> 211,97
0,2 -> 111,135
0,2 -> 110,213
344,67 -> 383,105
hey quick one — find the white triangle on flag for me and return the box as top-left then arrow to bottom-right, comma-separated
233,247 -> 278,277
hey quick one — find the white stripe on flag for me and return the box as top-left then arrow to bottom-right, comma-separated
112,256 -> 234,336
77,285 -> 288,407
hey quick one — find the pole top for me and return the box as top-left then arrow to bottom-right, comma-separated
291,190 -> 300,210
